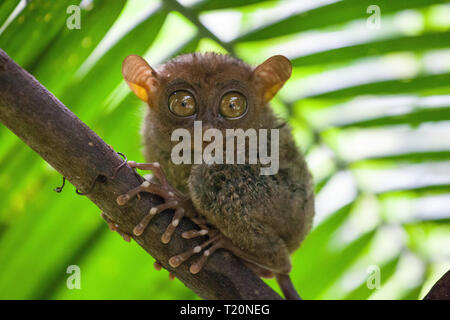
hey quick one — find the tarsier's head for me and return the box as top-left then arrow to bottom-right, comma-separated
122,52 -> 291,137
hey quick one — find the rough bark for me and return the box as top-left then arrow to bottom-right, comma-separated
0,49 -> 281,300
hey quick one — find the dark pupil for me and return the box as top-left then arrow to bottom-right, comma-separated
229,102 -> 236,109
181,100 -> 187,107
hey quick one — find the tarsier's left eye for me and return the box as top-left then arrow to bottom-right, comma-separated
169,90 -> 196,117
219,92 -> 247,119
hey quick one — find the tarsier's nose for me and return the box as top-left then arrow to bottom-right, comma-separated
202,123 -> 213,133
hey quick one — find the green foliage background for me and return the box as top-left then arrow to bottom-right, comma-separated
0,0 -> 449,299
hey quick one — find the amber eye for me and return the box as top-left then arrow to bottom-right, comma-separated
168,90 -> 196,117
219,92 -> 247,119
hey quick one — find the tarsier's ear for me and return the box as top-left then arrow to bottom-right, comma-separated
252,55 -> 292,103
122,55 -> 159,102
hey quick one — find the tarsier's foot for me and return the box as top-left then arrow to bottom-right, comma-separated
101,212 -> 131,242
169,230 -> 248,275
116,161 -> 196,244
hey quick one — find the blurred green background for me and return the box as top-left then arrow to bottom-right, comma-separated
0,0 -> 449,300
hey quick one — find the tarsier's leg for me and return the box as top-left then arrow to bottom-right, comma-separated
116,161 -> 197,244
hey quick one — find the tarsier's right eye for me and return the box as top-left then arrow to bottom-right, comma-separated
168,90 -> 196,117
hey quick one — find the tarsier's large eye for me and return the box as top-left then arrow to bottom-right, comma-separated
219,92 -> 247,119
168,90 -> 196,117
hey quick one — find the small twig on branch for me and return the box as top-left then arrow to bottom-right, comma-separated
0,49 -> 281,300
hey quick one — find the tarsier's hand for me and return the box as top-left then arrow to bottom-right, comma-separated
116,161 -> 196,243
115,161 -> 237,274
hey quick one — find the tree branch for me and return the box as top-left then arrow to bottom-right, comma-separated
424,270 -> 450,300
0,49 -> 281,300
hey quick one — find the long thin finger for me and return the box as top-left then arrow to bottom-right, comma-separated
182,229 -> 209,239
202,239 -> 223,258
128,161 -> 170,187
189,255 -> 208,274
117,181 -> 173,206
190,239 -> 223,274
133,200 -> 178,236
168,246 -> 201,268
161,207 -> 185,244
154,261 -> 162,271
116,182 -> 148,205
168,236 -> 218,268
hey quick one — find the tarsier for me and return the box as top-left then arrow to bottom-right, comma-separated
102,52 -> 315,300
